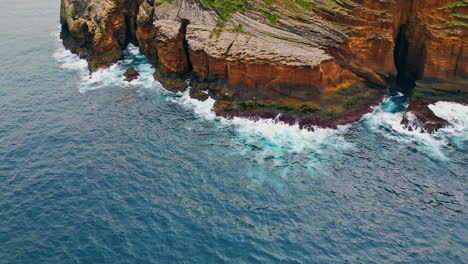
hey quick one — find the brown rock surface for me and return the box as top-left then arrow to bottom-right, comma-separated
123,67 -> 140,82
60,0 -> 141,71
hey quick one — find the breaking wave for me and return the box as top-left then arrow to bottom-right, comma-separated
53,43 -> 353,176
362,97 -> 467,160
53,40 -> 467,166
170,89 -> 354,179
429,101 -> 468,130
53,44 -> 156,93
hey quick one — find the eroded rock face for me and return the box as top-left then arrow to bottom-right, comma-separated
60,0 -> 467,130
60,0 -> 140,71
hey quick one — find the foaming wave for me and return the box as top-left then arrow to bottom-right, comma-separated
363,97 -> 467,160
52,35 -> 355,176
169,88 -> 218,120
230,117 -> 353,180
230,117 -> 351,154
53,43 -> 157,93
52,46 -> 88,71
429,101 -> 468,150
429,101 -> 468,130
171,88 -> 353,177
173,88 -> 352,151
53,33 -> 353,170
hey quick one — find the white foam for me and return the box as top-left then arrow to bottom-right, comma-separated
230,117 -> 351,154
362,97 -> 468,160
79,45 -> 159,92
52,33 -> 351,159
170,87 -> 353,172
170,88 -> 218,120
52,46 -> 88,71
53,42 -> 158,93
428,101 -> 468,130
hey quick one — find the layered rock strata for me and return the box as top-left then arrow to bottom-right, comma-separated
60,0 -> 467,130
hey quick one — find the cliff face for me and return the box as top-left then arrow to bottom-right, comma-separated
307,0 -> 467,85
60,0 -> 467,130
60,0 -> 140,71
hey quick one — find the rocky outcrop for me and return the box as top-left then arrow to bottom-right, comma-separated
60,0 -> 140,71
401,79 -> 468,132
60,0 -> 467,130
123,67 -> 140,82
134,0 -> 388,128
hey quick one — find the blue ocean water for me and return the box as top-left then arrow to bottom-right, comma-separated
1,0 -> 467,263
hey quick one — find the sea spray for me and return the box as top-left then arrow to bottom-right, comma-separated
54,44 -> 157,93
428,101 -> 468,130
362,97 -> 468,160
428,101 -> 468,150
52,46 -> 87,71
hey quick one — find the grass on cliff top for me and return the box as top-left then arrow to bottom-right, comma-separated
201,0 -> 247,20
202,0 -> 357,34
257,0 -> 357,24
201,0 -> 338,23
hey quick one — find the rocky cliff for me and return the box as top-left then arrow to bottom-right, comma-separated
60,0 -> 467,131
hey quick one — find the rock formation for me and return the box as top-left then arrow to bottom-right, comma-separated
60,0 -> 140,71
123,66 -> 140,81
60,0 -> 467,131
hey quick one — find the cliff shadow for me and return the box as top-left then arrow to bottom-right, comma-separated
392,24 -> 416,97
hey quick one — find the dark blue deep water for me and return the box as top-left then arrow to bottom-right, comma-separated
1,1 -> 467,263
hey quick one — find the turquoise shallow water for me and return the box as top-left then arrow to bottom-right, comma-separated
1,1 -> 467,263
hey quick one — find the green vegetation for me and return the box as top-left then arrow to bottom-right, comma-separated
201,0 -> 247,20
235,100 -> 322,114
343,95 -> 366,110
200,0 -> 356,26
441,1 -> 468,9
230,24 -> 246,33
450,12 -> 468,19
201,0 -> 248,35
154,0 -> 173,4
448,12 -> 468,25
435,1 -> 468,27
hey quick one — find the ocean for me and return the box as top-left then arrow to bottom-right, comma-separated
0,0 -> 467,263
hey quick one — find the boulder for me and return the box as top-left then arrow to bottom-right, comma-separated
123,67 -> 140,82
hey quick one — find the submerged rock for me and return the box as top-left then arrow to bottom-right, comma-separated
401,80 -> 468,133
401,105 -> 450,134
123,67 -> 140,82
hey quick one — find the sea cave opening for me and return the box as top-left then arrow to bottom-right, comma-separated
392,24 -> 416,96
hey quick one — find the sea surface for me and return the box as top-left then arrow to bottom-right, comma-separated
1,1 -> 467,263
